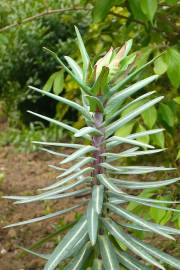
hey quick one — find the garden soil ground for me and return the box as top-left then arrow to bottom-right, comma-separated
0,146 -> 179,270
0,146 -> 86,270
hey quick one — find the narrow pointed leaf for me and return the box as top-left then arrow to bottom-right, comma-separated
127,198 -> 180,213
59,157 -> 93,178
4,205 -> 80,228
101,163 -> 174,174
116,250 -> 151,270
104,149 -> 164,160
121,222 -> 180,235
106,75 -> 159,114
102,218 -> 165,270
44,216 -> 87,270
92,185 -> 104,214
98,235 -> 119,270
64,242 -> 92,270
74,127 -> 103,137
28,110 -> 78,134
48,165 -> 65,172
15,176 -> 90,204
53,167 -> 94,180
42,167 -> 93,190
43,47 -> 91,95
29,86 -> 92,121
71,232 -> 89,256
116,193 -> 180,204
97,174 -> 124,194
106,91 -> 156,124
42,169 -> 88,190
60,146 -> 96,164
64,55 -> 83,80
40,148 -> 68,158
110,194 -> 180,213
106,96 -> 163,136
75,26 -> 90,80
130,236 -> 180,270
127,128 -> 164,140
106,135 -> 154,149
107,204 -> 174,240
111,177 -> 180,189
45,188 -> 90,201
33,141 -> 84,148
87,201 -> 99,246
110,54 -> 163,94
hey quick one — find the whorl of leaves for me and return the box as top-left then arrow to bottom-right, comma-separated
4,27 -> 180,270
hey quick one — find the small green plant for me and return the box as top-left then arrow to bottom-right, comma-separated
4,27 -> 180,270
0,122 -> 63,152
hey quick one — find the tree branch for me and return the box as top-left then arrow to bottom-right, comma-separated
109,11 -> 146,27
0,7 -> 90,33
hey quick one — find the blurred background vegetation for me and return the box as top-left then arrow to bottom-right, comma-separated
0,0 -> 179,157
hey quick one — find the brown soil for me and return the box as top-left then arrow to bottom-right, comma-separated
0,146 -> 84,270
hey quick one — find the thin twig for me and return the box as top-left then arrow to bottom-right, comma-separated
0,7 -> 90,33
109,11 -> 146,27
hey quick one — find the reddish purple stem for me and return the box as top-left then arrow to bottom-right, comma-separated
91,112 -> 105,184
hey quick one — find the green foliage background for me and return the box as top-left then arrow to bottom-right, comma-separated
0,0 -> 179,158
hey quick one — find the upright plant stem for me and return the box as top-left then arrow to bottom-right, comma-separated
92,110 -> 109,234
92,111 -> 105,185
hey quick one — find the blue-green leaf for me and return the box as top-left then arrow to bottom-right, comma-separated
102,218 -> 165,269
106,75 -> 159,114
130,235 -> 180,269
4,205 -> 80,228
87,201 -> 99,246
92,185 -> 104,214
74,127 -> 103,137
98,235 -> 119,270
106,96 -> 163,136
64,242 -> 92,270
60,146 -> 96,164
44,216 -> 87,270
29,86 -> 92,121
107,204 -> 174,240
111,177 -> 180,189
28,110 -> 78,134
97,174 -> 124,194
32,141 -> 84,148
116,250 -> 151,270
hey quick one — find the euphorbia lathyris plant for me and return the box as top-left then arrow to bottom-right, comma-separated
4,27 -> 180,270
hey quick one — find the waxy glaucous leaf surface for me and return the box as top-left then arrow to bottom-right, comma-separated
4,27 -> 180,270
